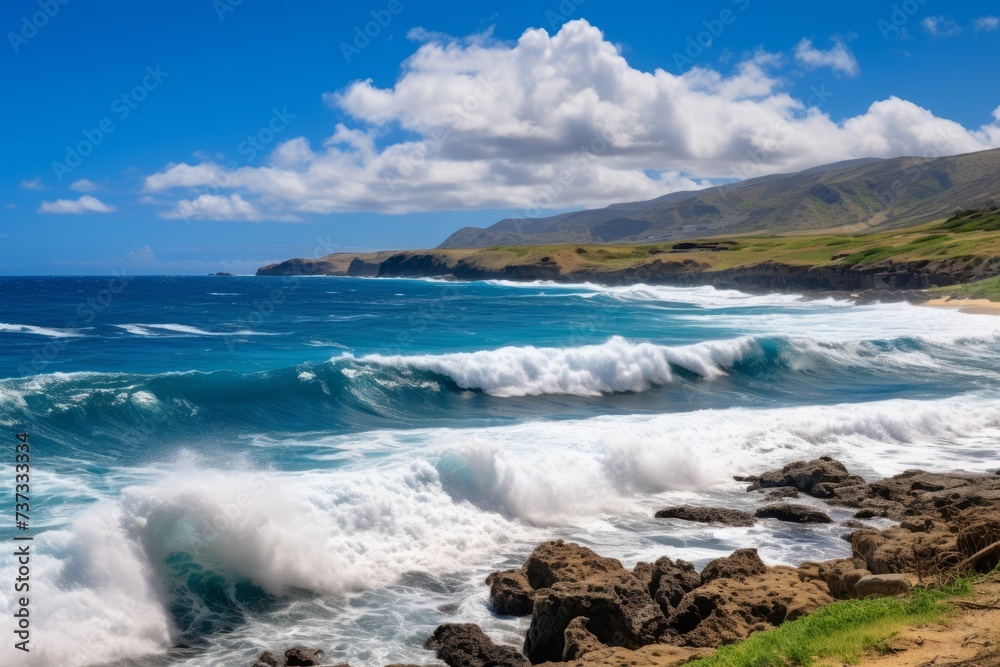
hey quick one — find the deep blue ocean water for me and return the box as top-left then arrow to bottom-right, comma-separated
1,276 -> 998,666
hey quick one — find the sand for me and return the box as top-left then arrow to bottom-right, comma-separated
920,297 -> 1000,316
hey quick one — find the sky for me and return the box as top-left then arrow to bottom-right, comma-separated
2,0 -> 1000,275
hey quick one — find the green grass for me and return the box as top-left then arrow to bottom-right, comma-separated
686,585 -> 966,667
931,274 -> 1000,301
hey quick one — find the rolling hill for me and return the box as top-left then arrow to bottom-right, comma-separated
438,149 -> 1000,248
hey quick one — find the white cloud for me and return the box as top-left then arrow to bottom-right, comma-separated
793,36 -> 860,76
69,178 -> 99,192
37,195 -> 117,214
20,177 -> 45,191
159,193 -> 299,222
974,16 -> 999,32
921,16 -> 962,37
143,19 -> 1000,217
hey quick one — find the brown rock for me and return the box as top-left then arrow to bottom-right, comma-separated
669,566 -> 833,648
648,557 -> 701,615
754,503 -> 833,524
700,548 -> 768,585
851,518 -> 960,575
750,457 -> 865,498
522,540 -> 623,590
956,506 -> 1000,557
853,574 -> 913,598
253,652 -> 282,667
524,571 -> 670,664
561,617 -> 603,660
654,505 -> 756,527
424,624 -> 529,667
284,646 -> 325,666
486,570 -> 535,616
832,469 -> 1000,521
763,487 -> 800,501
823,559 -> 872,599
537,643 -> 713,667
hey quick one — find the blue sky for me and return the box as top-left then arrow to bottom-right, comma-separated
2,0 -> 999,275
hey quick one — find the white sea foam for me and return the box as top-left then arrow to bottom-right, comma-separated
357,336 -> 757,396
115,323 -> 276,337
0,322 -> 85,337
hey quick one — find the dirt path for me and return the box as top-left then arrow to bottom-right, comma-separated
852,580 -> 1000,667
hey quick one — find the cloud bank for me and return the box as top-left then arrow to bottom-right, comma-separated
144,19 -> 1000,220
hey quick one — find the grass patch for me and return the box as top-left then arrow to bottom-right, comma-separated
687,591 -> 951,667
931,275 -> 1000,302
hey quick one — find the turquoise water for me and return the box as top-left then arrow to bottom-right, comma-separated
1,276 -> 998,666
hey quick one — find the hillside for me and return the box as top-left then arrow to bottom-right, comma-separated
258,208 -> 1000,297
438,149 -> 1000,248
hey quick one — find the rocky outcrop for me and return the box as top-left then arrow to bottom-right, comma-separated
754,503 -> 833,524
252,647 -> 329,667
654,505 -> 756,527
853,574 -> 913,598
632,557 -> 702,616
424,624 -> 529,667
668,566 -> 834,648
748,457 -> 866,498
851,518 -> 960,575
485,570 -> 535,616
831,468 -> 1000,520
536,643 -> 713,667
699,549 -> 769,585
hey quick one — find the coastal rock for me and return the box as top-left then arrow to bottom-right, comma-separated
821,559 -> 872,599
253,652 -> 282,667
699,548 -> 768,585
763,487 -> 801,501
853,574 -> 913,598
633,557 -> 702,616
832,469 -> 1000,521
561,617 -> 604,660
851,518 -> 960,575
486,570 -> 535,616
537,643 -> 713,667
522,540 -> 624,590
654,505 -> 756,527
956,506 -> 1000,557
754,503 -> 833,524
668,566 -> 833,648
424,624 -> 529,667
284,647 -> 326,666
750,457 -> 865,498
524,571 -> 670,663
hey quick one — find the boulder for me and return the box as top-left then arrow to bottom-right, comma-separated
536,643 -> 713,667
486,570 -> 535,616
561,617 -> 603,660
823,559 -> 872,599
524,571 -> 670,663
654,505 -> 756,527
425,624 -> 529,667
669,566 -> 833,648
253,652 -> 282,667
754,503 -> 833,524
763,487 -> 800,501
851,518 -> 960,575
832,469 -> 1000,521
700,549 -> 768,585
750,457 -> 865,498
284,647 -> 325,666
633,557 -> 701,616
956,506 -> 1000,557
853,574 -> 913,598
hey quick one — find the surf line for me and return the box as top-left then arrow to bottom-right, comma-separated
11,431 -> 31,653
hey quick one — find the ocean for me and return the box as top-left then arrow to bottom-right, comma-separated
1,275 -> 998,666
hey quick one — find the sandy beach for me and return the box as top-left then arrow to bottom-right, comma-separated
920,297 -> 1000,315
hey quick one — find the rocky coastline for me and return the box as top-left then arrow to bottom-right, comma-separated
250,457 -> 1000,667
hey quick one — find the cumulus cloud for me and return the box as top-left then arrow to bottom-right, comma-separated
974,16 -> 999,32
921,16 -> 962,37
793,36 -> 860,76
143,20 -> 1000,217
69,178 -> 99,192
20,177 -> 45,191
161,193 -> 269,221
37,195 -> 116,214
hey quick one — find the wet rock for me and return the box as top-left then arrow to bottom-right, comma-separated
521,540 -> 624,590
853,574 -> 913,598
253,652 -> 282,667
654,505 -> 756,527
763,487 -> 800,501
525,570 -> 670,663
832,469 -> 1000,521
700,548 -> 769,585
486,570 -> 535,616
284,647 -> 326,666
842,519 -> 871,529
669,566 -> 833,648
425,624 -> 529,667
754,503 -> 833,524
561,617 -> 603,660
750,457 -> 865,498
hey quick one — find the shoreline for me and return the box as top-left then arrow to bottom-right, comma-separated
920,296 -> 1000,315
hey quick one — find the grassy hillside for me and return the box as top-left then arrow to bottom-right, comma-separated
439,149 -> 1000,248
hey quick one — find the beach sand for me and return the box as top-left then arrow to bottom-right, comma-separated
920,297 -> 1000,315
